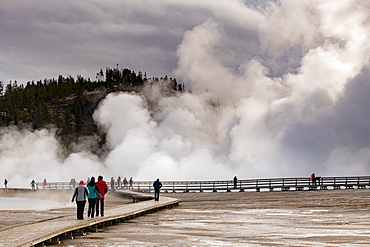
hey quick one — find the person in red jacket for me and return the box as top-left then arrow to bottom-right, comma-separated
311,173 -> 316,185
95,175 -> 108,217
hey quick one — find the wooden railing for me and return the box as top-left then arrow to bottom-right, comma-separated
36,176 -> 370,192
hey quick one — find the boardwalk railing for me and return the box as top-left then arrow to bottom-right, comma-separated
36,176 -> 370,192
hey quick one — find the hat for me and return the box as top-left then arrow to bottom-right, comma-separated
79,180 -> 85,185
90,177 -> 95,181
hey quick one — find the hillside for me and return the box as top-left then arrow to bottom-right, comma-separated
0,67 -> 183,151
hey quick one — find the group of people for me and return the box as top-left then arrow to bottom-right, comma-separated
109,176 -> 133,190
71,176 -> 163,220
71,175 -> 108,220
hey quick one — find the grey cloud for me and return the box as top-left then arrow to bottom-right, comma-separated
0,0 -> 231,83
280,67 -> 370,175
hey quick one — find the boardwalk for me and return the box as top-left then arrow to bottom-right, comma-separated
37,176 -> 370,192
0,191 -> 180,247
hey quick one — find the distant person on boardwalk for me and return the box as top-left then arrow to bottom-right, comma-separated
153,178 -> 162,201
129,177 -> 133,189
87,177 -> 101,218
123,177 -> 128,189
233,176 -> 238,189
42,179 -> 47,189
4,179 -> 7,188
71,180 -> 88,220
69,178 -> 74,189
110,177 -> 115,191
95,175 -> 108,217
117,176 -> 122,189
30,180 -> 36,189
311,173 -> 316,185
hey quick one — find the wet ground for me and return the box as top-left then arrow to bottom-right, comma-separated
0,189 -> 130,230
1,189 -> 370,246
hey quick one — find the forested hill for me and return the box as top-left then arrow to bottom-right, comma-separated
0,67 -> 183,149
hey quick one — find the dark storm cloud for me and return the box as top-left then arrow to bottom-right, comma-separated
283,68 -> 370,175
0,0 -> 230,84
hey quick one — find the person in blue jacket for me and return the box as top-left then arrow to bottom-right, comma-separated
87,177 -> 101,218
71,180 -> 89,220
153,178 -> 162,201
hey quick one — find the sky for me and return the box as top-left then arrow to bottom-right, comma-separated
1,0 -> 370,187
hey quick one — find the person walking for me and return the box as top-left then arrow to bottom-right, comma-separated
95,175 -> 108,217
4,179 -> 8,188
117,176 -> 122,189
42,179 -> 47,189
311,173 -> 316,185
30,180 -> 36,189
153,178 -> 162,201
123,177 -> 128,189
233,176 -> 238,189
69,178 -> 74,189
110,177 -> 115,191
129,177 -> 133,189
87,177 -> 101,218
71,180 -> 88,220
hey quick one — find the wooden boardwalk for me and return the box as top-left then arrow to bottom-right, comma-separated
0,191 -> 180,247
37,175 -> 370,193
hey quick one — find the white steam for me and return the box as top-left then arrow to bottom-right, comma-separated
1,0 -> 370,187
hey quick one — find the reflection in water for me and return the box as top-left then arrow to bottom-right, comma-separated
0,197 -> 70,210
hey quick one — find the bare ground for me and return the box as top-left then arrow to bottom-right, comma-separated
1,189 -> 370,246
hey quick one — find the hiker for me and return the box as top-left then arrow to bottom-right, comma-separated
42,179 -> 47,189
4,179 -> 7,188
110,177 -> 115,191
95,175 -> 108,217
30,180 -> 36,189
311,173 -> 316,185
71,180 -> 88,220
153,178 -> 162,201
87,177 -> 101,218
123,177 -> 128,189
129,177 -> 133,189
117,176 -> 122,189
233,176 -> 238,189
69,178 -> 74,189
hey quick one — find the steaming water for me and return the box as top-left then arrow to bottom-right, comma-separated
57,190 -> 370,246
0,197 -> 70,210
1,0 -> 370,187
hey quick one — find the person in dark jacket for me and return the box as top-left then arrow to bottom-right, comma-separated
123,177 -> 128,189
87,177 -> 101,218
71,180 -> 89,220
153,178 -> 162,201
95,175 -> 108,217
30,180 -> 36,189
117,176 -> 122,189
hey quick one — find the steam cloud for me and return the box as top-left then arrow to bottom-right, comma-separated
1,0 -> 370,187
